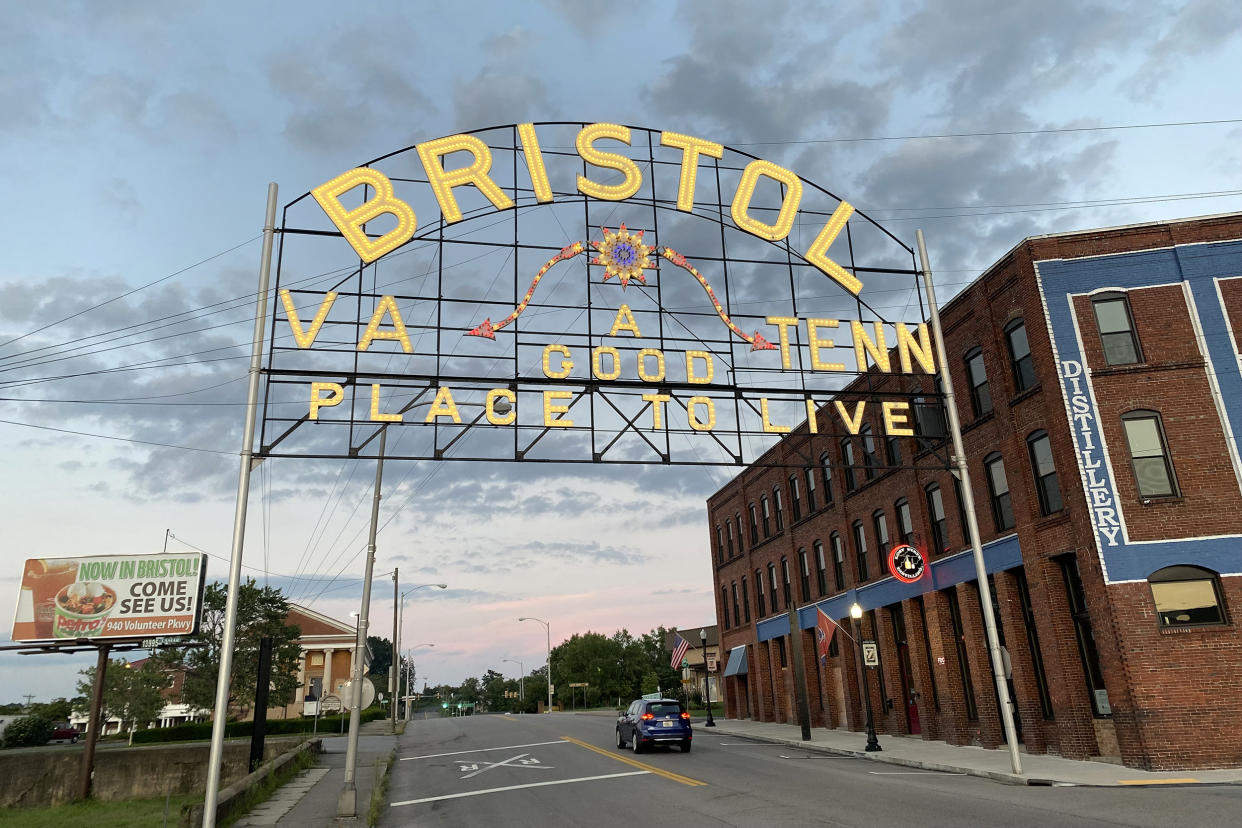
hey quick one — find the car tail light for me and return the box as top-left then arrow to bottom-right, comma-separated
680,712 -> 691,720
641,712 -> 654,720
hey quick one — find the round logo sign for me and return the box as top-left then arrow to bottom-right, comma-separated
888,543 -> 926,583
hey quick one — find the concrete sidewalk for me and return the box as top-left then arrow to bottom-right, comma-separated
693,715 -> 1242,787
234,719 -> 398,826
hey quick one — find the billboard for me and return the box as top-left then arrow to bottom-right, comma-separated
11,553 -> 207,643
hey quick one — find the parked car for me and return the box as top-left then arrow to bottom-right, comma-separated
616,698 -> 692,753
51,722 -> 80,743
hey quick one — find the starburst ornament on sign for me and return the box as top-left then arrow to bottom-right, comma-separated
591,224 -> 654,288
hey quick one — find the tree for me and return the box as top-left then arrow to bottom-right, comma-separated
76,659 -> 167,739
29,698 -> 73,722
366,635 -> 392,680
154,579 -> 301,719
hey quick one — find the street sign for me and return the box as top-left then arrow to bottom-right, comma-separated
319,694 -> 343,713
707,656 -> 717,672
862,641 -> 879,667
568,682 -> 589,688
340,677 -> 376,709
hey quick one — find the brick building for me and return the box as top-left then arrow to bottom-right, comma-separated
708,213 -> 1242,770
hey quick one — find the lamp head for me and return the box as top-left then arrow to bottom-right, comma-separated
850,603 -> 863,619
699,628 -> 707,642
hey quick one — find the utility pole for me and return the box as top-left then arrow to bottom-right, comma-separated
22,694 -> 34,709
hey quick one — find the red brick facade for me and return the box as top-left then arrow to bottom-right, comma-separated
709,214 -> 1242,770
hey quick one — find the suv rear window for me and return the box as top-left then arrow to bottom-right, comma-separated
647,702 -> 683,715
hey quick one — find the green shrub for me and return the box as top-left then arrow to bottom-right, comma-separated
132,705 -> 388,744
3,715 -> 54,748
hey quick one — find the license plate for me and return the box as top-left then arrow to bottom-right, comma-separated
661,720 -> 674,727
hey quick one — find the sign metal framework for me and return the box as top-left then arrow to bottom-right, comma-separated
258,122 -> 951,471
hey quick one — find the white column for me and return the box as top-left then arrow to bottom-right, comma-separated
323,648 -> 335,696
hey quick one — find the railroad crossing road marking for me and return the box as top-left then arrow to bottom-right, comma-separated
390,772 -> 650,808
456,752 -> 555,779
402,740 -> 568,761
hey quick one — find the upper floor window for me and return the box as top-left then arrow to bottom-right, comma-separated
914,389 -> 948,449
886,432 -> 902,467
798,549 -> 811,602
830,532 -> 846,591
769,563 -> 781,613
735,511 -> 745,552
1149,566 -> 1226,627
819,452 -> 835,503
731,581 -> 741,628
773,487 -> 785,532
721,586 -> 730,630
853,520 -> 869,582
1122,411 -> 1178,498
755,569 -> 766,617
781,557 -> 793,607
872,510 -> 889,573
861,425 -> 879,481
761,495 -> 772,538
1006,319 -> 1036,393
1027,430 -> 1063,515
895,498 -> 915,545
953,477 -> 972,546
925,483 -> 948,554
841,439 -> 857,491
790,475 -> 802,521
814,540 -> 828,596
805,467 -> 818,512
965,347 -> 993,416
1093,293 -> 1142,366
715,525 -> 724,564
741,575 -> 751,622
748,504 -> 759,545
984,452 -> 1015,531
726,519 -> 736,557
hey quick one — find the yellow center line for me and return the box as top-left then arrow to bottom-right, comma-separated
560,735 -> 707,787
1118,778 -> 1200,785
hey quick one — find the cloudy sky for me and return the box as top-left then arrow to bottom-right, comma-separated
3,0 -> 1241,702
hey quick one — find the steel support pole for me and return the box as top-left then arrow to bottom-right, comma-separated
545,625 -> 552,713
785,604 -> 813,740
391,568 -> 398,733
917,229 -> 1023,775
202,182 -> 278,827
338,428 -> 386,817
78,644 -> 110,800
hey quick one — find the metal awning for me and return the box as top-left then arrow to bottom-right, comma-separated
723,645 -> 748,677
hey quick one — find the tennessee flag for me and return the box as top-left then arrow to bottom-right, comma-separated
816,608 -> 837,664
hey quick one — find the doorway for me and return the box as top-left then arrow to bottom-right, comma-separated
890,604 -> 921,735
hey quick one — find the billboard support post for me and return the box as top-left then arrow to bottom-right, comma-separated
917,229 -> 1022,775
202,182 -> 279,828
78,643 -> 110,800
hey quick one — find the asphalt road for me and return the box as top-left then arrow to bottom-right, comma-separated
382,712 -> 1242,828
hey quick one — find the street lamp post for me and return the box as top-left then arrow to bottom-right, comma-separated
699,628 -> 716,727
404,643 -> 434,720
850,603 -> 881,752
395,583 -> 446,726
502,657 -> 524,702
518,617 -> 552,713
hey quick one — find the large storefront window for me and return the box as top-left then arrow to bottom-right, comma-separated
945,588 -> 978,721
1058,555 -> 1110,716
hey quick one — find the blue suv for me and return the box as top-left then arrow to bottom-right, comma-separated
616,698 -> 692,753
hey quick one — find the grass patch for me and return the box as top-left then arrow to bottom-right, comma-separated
367,749 -> 395,828
220,744 -> 317,827
0,794 -> 201,828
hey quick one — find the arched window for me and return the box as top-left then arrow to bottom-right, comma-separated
841,438 -> 857,491
761,495 -> 772,538
748,503 -> 759,546
735,511 -> 745,552
872,510 -> 889,575
1093,292 -> 1142,366
741,575 -> 751,622
852,520 -> 869,582
797,548 -> 811,602
789,474 -> 802,521
861,425 -> 879,481
773,486 -> 785,531
814,540 -> 828,596
715,524 -> 724,564
768,563 -> 780,613
984,452 -> 1015,531
721,586 -> 730,630
755,569 -> 766,617
1122,410 -> 1177,498
726,519 -> 736,557
1149,566 -> 1226,627
1005,319 -> 1036,392
1027,430 -> 1063,515
830,532 -> 845,591
965,347 -> 993,416
819,452 -> 835,503
731,581 -> 741,628
780,557 -> 792,607
804,466 -> 818,512
925,483 -> 947,554
895,497 -> 915,545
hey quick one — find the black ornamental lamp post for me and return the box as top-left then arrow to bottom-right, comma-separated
850,603 -> 881,752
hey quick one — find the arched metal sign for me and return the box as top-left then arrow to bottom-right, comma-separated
258,122 -> 939,467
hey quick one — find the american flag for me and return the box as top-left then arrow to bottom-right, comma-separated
670,632 -> 690,669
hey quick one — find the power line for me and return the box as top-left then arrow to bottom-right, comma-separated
0,418 -> 233,455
